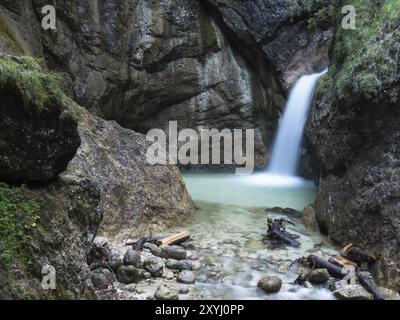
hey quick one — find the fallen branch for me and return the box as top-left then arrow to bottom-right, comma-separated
156,231 -> 191,246
265,218 -> 300,247
341,244 -> 378,266
308,254 -> 349,278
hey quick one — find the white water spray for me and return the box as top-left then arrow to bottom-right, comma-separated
268,70 -> 327,176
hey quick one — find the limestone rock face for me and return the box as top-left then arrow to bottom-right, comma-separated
202,0 -> 333,90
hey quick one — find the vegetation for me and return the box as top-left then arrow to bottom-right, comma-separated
307,7 -> 334,30
0,55 -> 65,110
0,16 -> 24,55
331,0 -> 400,101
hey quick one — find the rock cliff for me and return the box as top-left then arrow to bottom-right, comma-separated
305,0 -> 400,290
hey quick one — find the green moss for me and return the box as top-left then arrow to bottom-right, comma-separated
0,16 -> 24,55
331,0 -> 400,101
0,183 -> 42,298
307,7 -> 333,30
0,55 -> 65,110
199,9 -> 219,53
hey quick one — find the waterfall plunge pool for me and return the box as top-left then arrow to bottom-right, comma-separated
160,172 -> 338,300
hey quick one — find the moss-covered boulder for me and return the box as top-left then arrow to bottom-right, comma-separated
0,55 -> 80,183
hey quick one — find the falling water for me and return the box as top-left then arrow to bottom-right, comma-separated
268,70 -> 327,176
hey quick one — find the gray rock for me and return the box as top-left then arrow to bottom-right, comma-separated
177,270 -> 196,284
307,269 -> 330,284
257,276 -> 283,294
155,284 -> 179,301
107,257 -> 123,273
179,287 -> 190,295
143,243 -> 163,257
161,245 -> 187,260
187,251 -> 199,260
91,268 -> 114,289
143,257 -> 164,277
333,285 -> 374,300
166,259 -> 192,271
116,266 -> 144,284
143,272 -> 152,279
123,249 -> 142,268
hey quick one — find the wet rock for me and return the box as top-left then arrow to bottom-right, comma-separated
179,287 -> 190,295
333,285 -> 374,300
161,245 -> 187,260
179,239 -> 195,250
307,269 -> 330,284
257,276 -> 283,294
116,266 -> 144,284
177,270 -> 196,284
155,284 -> 179,301
166,259 -> 192,271
187,251 -> 199,260
123,249 -> 142,268
162,269 -> 175,280
144,243 -> 163,257
107,257 -> 123,273
91,268 -> 114,289
191,261 -> 202,270
144,257 -> 164,277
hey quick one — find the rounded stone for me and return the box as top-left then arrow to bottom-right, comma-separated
257,276 -> 283,293
155,284 -> 179,300
161,245 -> 187,260
144,257 -> 164,277
166,259 -> 192,271
91,268 -> 114,289
116,265 -> 144,284
123,249 -> 142,268
307,268 -> 330,284
177,270 -> 196,284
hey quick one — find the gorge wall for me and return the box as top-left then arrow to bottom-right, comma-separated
305,0 -> 400,290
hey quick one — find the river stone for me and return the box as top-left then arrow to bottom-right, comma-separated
91,268 -> 114,289
166,259 -> 192,271
116,265 -> 144,284
187,251 -> 199,260
155,284 -> 179,300
257,276 -> 283,293
144,243 -> 163,257
307,269 -> 330,284
177,270 -> 196,284
143,257 -> 164,277
161,245 -> 187,260
333,285 -> 374,300
107,257 -> 123,273
123,249 -> 142,268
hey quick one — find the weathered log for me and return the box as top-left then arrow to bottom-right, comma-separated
269,229 -> 301,247
156,231 -> 190,246
308,254 -> 349,278
356,271 -> 385,300
265,218 -> 300,247
329,256 -> 357,270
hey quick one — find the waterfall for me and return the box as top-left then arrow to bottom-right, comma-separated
268,69 -> 327,176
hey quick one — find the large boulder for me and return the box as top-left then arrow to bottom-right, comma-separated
61,104 -> 194,238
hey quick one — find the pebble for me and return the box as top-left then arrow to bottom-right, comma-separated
307,269 -> 330,284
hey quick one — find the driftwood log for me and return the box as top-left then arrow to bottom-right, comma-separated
308,254 -> 350,278
265,218 -> 300,247
156,231 -> 190,246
